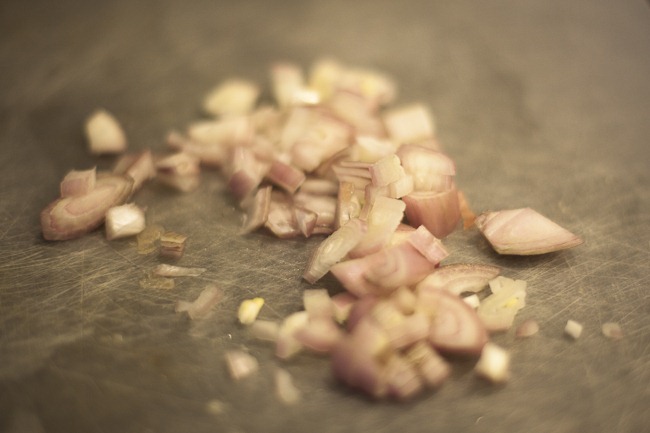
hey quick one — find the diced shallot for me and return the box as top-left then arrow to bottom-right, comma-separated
105,203 -> 146,240
265,159 -> 306,194
225,349 -> 259,380
564,320 -> 583,340
303,218 -> 367,284
515,319 -> 540,338
60,167 -> 96,197
402,189 -> 461,239
113,150 -> 156,191
403,342 -> 450,388
250,319 -> 280,342
383,104 -> 435,145
85,109 -> 127,154
240,185 -> 272,234
601,322 -> 624,340
475,208 -> 583,255
203,79 -> 260,116
156,152 -> 201,193
474,342 -> 510,383
160,231 -> 187,259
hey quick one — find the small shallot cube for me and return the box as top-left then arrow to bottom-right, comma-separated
383,104 -> 435,144
475,342 -> 510,383
601,322 -> 624,340
225,350 -> 259,380
85,109 -> 127,155
160,231 -> 187,259
203,79 -> 260,116
105,203 -> 146,240
564,320 -> 583,340
250,319 -> 280,342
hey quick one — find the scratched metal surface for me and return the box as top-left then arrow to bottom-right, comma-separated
1,0 -> 649,432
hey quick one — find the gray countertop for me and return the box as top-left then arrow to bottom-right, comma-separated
1,1 -> 649,432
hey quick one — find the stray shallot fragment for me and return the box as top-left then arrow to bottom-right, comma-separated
136,224 -> 164,255
60,167 -> 96,197
156,152 -> 201,193
474,342 -> 510,383
160,231 -> 187,259
275,368 -> 302,405
250,320 -> 280,342
475,208 -> 583,255
225,349 -> 259,380
515,319 -> 540,338
564,320 -> 583,340
139,275 -> 175,290
113,150 -> 156,191
175,285 -> 222,320
85,109 -> 127,154
238,298 -> 265,325
601,322 -> 624,340
105,203 -> 146,240
416,263 -> 500,296
153,264 -> 206,277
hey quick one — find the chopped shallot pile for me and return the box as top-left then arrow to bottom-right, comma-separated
38,58 -> 595,402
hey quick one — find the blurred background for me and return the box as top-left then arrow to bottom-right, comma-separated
1,1 -> 649,432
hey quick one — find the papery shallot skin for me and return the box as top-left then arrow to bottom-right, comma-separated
475,207 -> 583,255
41,174 -> 134,241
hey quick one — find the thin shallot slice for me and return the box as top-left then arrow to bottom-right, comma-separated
153,264 -> 206,277
105,203 -> 146,240
60,167 -> 96,197
85,109 -> 127,154
416,263 -> 500,296
475,208 -> 583,255
41,174 -> 134,241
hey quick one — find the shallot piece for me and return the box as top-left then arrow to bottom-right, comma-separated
383,104 -> 435,144
240,185 -> 272,235
113,150 -> 156,191
238,298 -> 265,325
515,319 -> 540,338
475,208 -> 583,255
41,174 -> 134,241
275,368 -> 302,405
60,167 -> 96,197
416,263 -> 501,296
601,322 -> 624,340
423,289 -> 489,355
457,190 -> 476,229
303,218 -> 367,284
139,275 -> 175,290
153,264 -> 206,277
85,109 -> 127,154
105,203 -> 146,240
225,350 -> 259,380
156,152 -> 201,193
474,342 -> 510,383
175,285 -> 222,320
203,79 -> 260,116
564,320 -> 583,340
275,311 -> 309,360
250,319 -> 280,342
136,224 -> 164,255
403,342 -> 451,389
402,189 -> 461,239
160,231 -> 187,259
477,277 -> 527,332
